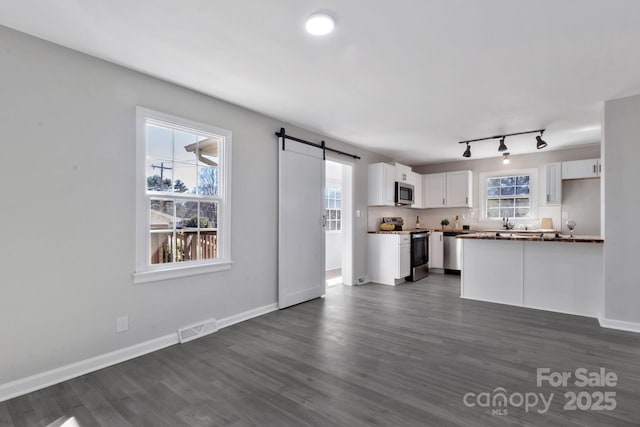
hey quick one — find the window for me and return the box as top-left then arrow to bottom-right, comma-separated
325,188 -> 342,231
134,108 -> 232,283
480,169 -> 538,220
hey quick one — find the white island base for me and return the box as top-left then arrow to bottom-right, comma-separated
461,239 -> 603,318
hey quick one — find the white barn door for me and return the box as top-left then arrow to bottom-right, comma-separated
278,137 -> 326,308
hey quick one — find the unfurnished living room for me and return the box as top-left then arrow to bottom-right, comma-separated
1,2 -> 640,426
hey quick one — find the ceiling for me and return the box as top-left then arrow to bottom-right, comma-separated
2,0 -> 640,165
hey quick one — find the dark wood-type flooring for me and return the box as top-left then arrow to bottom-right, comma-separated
2,274 -> 640,426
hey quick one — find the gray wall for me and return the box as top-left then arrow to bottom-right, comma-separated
603,94 -> 640,324
0,25 -> 391,385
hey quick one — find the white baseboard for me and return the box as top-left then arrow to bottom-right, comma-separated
0,302 -> 279,402
0,334 -> 179,403
598,317 -> 640,333
217,303 -> 278,329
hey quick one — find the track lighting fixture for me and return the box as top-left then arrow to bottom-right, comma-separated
462,143 -> 471,158
458,128 -> 547,159
503,152 -> 510,164
498,137 -> 508,152
536,131 -> 547,149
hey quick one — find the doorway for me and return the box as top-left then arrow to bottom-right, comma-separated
325,160 -> 353,287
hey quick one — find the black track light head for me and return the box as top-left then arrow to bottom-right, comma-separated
536,131 -> 547,150
498,137 -> 508,152
463,143 -> 471,158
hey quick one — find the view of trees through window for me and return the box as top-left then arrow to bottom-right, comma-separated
486,175 -> 531,218
145,123 -> 222,264
325,188 -> 342,231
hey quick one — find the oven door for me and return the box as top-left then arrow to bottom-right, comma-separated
407,232 -> 429,281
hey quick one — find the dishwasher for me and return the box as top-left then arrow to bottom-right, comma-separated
443,231 -> 463,274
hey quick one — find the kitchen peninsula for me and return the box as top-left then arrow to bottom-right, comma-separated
458,233 -> 603,318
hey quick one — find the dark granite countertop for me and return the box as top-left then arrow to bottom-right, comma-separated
457,232 -> 603,243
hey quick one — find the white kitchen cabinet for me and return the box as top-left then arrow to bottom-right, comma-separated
395,163 -> 412,183
423,171 -> 472,208
367,234 -> 410,285
368,163 -> 396,206
446,170 -> 472,207
429,231 -> 444,269
545,162 -> 562,205
399,238 -> 411,278
410,171 -> 423,208
423,173 -> 446,208
562,158 -> 601,179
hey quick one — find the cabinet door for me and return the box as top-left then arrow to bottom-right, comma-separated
545,162 -> 562,205
382,163 -> 396,205
367,163 -> 396,206
423,173 -> 446,208
399,244 -> 411,278
429,232 -> 444,269
562,159 -> 599,179
446,171 -> 472,207
395,163 -> 412,183
411,172 -> 422,208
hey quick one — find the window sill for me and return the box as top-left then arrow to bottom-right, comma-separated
133,260 -> 233,284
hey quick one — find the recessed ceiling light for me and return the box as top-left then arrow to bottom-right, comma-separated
305,13 -> 335,36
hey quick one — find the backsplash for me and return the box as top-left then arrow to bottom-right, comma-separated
367,205 -> 562,231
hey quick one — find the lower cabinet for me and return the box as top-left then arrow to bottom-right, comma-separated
429,231 -> 444,269
367,234 -> 411,285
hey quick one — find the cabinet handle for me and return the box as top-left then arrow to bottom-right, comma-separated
547,194 -> 550,202
593,164 -> 596,174
599,164 -> 602,173
465,196 -> 468,205
440,235 -> 442,242
442,198 -> 445,206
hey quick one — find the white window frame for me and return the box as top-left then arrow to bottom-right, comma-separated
325,187 -> 342,233
134,107 -> 232,284
479,168 -> 538,221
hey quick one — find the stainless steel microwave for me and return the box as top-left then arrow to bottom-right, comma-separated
395,181 -> 414,205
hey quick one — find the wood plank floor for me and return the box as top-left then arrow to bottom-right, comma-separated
2,274 -> 640,426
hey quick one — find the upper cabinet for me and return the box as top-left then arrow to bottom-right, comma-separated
410,171 -> 423,209
423,171 -> 472,208
562,158 -> 601,180
545,162 -> 562,205
368,163 -> 397,206
446,171 -> 472,207
423,173 -> 446,208
395,163 -> 412,183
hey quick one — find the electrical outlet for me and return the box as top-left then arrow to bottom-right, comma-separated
355,209 -> 361,218
116,316 -> 129,333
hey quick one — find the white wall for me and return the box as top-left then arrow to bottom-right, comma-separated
0,25 -> 392,386
368,145 -> 601,231
603,94 -> 640,325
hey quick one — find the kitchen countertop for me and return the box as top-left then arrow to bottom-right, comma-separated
368,228 -> 557,235
457,232 -> 603,243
